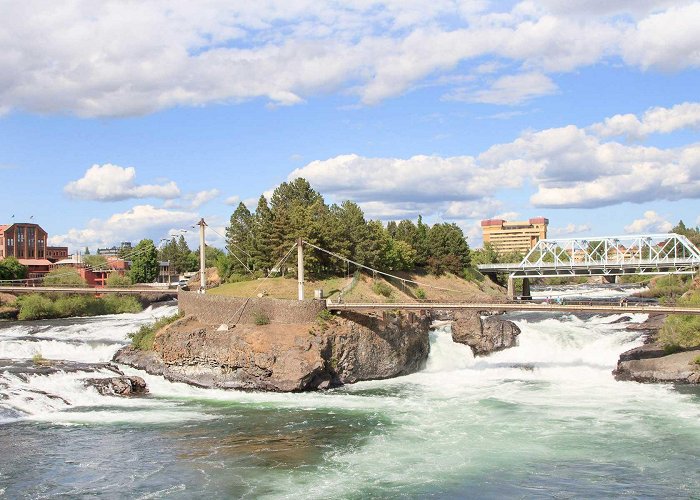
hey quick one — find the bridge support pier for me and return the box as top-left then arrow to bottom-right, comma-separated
521,278 -> 532,301
507,277 -> 514,300
602,275 -> 616,284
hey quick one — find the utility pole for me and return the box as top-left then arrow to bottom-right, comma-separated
297,237 -> 304,301
198,218 -> 207,293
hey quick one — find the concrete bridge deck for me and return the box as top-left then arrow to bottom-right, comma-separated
328,302 -> 700,316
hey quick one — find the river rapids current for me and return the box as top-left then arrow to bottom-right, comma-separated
1,288 -> 700,498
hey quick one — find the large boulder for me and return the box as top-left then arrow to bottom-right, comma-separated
451,310 -> 520,356
614,344 -> 700,383
84,376 -> 148,396
114,312 -> 431,392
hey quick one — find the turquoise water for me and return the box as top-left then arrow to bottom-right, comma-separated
1,301 -> 700,498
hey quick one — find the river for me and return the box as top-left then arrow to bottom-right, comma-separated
1,288 -> 700,498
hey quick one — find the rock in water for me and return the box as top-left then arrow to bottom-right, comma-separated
114,312 -> 431,392
84,376 -> 148,396
451,310 -> 521,356
613,345 -> 700,384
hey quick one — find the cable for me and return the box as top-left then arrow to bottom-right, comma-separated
302,240 -> 463,294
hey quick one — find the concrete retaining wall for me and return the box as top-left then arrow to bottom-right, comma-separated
178,292 -> 326,325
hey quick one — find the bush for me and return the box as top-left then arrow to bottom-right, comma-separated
658,315 -> 700,349
17,293 -> 143,320
17,294 -> 56,320
253,310 -> 270,325
106,273 -> 132,288
414,288 -> 426,300
372,281 -> 393,298
693,355 -> 700,367
463,267 -> 484,283
129,312 -> 183,351
317,309 -> 334,322
43,268 -> 86,287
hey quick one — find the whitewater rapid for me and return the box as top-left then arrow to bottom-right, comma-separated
1,287 -> 700,498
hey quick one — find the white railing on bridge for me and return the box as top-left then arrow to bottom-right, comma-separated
477,233 -> 700,277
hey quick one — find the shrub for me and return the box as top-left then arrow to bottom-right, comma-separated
693,355 -> 700,367
659,315 -> 700,350
17,294 -> 56,320
253,310 -> 270,325
372,281 -> 393,298
42,268 -> 86,287
415,288 -> 426,300
32,352 -> 50,366
463,267 -> 484,282
317,309 -> 334,322
129,312 -> 183,351
17,293 -> 143,320
106,273 -> 132,288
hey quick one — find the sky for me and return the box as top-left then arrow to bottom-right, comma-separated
1,0 -> 700,253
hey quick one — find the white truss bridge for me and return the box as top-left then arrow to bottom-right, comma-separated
477,233 -> 700,280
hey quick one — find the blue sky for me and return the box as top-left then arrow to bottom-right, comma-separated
1,0 -> 700,252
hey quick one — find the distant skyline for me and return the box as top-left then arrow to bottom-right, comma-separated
1,1 -> 699,252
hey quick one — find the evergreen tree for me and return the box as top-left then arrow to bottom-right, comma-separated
251,195 -> 274,273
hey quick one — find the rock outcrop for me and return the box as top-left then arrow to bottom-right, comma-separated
450,310 -> 521,356
613,345 -> 700,383
84,376 -> 148,396
114,311 -> 431,392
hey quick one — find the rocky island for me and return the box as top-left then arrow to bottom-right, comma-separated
114,292 -> 520,392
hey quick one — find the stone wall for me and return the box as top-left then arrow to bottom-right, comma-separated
177,291 -> 326,325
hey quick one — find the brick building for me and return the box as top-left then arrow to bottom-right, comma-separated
0,222 -> 53,278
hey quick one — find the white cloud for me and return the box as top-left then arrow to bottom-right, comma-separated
164,189 -> 221,209
49,204 -> 197,250
224,195 -> 241,206
64,164 -> 180,201
1,2 -> 699,116
287,102 -> 700,213
624,211 -> 673,234
452,72 -> 557,105
550,223 -> 592,236
590,102 -> 700,139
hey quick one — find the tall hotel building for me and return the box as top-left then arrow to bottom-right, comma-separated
481,217 -> 549,255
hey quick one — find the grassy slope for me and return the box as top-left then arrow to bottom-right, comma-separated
208,271 -> 505,303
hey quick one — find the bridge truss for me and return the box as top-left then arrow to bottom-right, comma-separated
478,233 -> 700,279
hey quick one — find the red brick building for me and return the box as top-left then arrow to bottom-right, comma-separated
0,223 -> 53,278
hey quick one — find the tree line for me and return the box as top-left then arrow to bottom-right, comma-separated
222,177 -> 471,281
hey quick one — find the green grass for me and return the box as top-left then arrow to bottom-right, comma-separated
129,312 -> 184,351
658,289 -> 700,349
208,276 -> 346,299
371,281 -> 393,298
252,310 -> 270,325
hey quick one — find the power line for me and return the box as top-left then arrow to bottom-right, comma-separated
302,240 -> 463,294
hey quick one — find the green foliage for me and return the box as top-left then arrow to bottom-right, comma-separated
159,235 -> 199,275
463,267 -> 485,282
223,177 -> 472,280
17,294 -> 143,320
658,289 -> 700,349
17,294 -> 55,320
638,275 -> 692,299
130,239 -> 159,283
672,220 -> 700,248
106,273 -> 133,288
252,310 -> 270,325
0,257 -> 28,281
317,309 -> 334,322
414,288 -> 426,300
693,355 -> 700,367
83,254 -> 107,269
372,281 -> 393,298
32,352 -> 49,365
42,268 -> 86,286
129,313 -> 183,351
